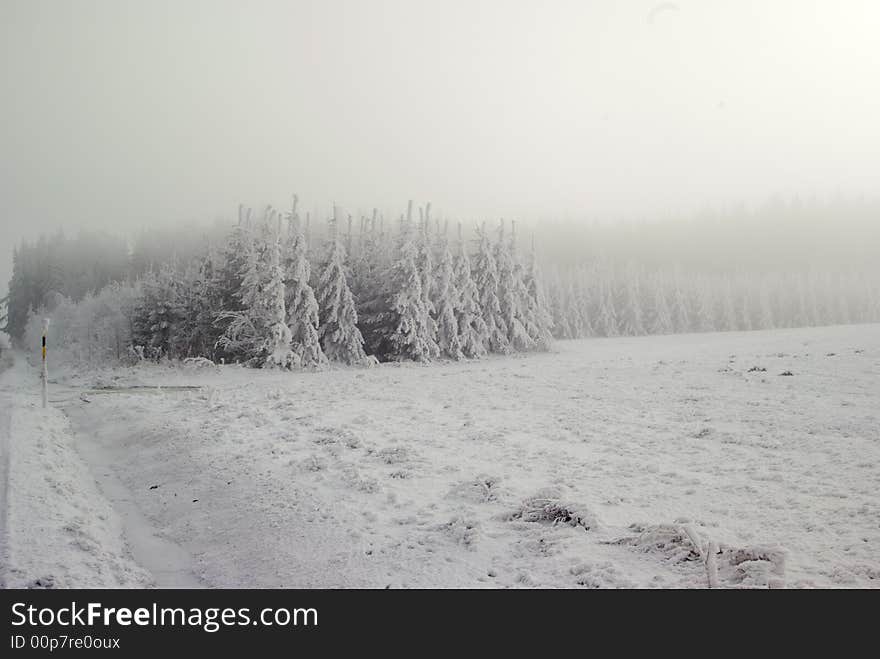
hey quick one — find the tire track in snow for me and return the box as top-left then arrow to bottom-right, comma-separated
61,400 -> 204,588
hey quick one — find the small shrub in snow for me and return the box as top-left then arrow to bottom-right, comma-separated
507,488 -> 596,530
609,523 -> 703,564
610,522 -> 787,588
182,357 -> 216,370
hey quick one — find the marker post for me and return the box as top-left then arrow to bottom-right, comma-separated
41,318 -> 49,408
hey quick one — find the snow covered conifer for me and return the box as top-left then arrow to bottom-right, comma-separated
618,263 -> 645,336
283,199 -> 326,368
758,279 -> 775,329
316,216 -> 368,365
694,277 -> 717,332
415,202 -> 435,314
433,224 -> 463,360
264,218 -> 295,369
719,277 -> 738,331
519,230 -> 553,350
216,211 -> 275,364
670,268 -> 691,333
496,221 -> 535,351
472,222 -> 508,353
596,265 -> 618,337
386,217 -> 439,361
453,223 -> 488,358
647,272 -> 673,334
133,262 -> 183,360
545,267 -> 571,339
567,275 -> 587,338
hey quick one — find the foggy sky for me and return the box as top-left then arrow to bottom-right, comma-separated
2,0 -> 879,295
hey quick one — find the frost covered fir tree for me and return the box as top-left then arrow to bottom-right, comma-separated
521,233 -> 553,350
316,217 -> 369,365
566,276 -> 587,338
596,270 -> 619,337
737,276 -> 754,331
132,262 -> 183,360
618,264 -> 645,336
472,222 -> 508,353
496,221 -> 535,351
719,277 -> 738,331
351,210 -> 396,358
217,209 -> 281,365
263,220 -> 295,369
757,279 -> 775,329
694,277 -> 717,333
283,199 -> 326,369
647,272 -> 673,335
433,223 -> 463,360
545,267 -> 572,339
415,202 -> 435,308
386,218 -> 439,361
173,254 -> 220,359
670,268 -> 691,333
453,223 -> 488,358
217,205 -> 311,368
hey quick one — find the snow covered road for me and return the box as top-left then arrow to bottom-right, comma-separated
43,324 -> 880,588
0,355 -> 151,588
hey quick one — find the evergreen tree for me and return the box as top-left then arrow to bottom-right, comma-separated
694,277 -> 716,333
264,219 -> 295,369
567,274 -> 587,338
283,201 -> 326,369
386,219 -> 439,361
472,222 -> 508,353
647,272 -> 673,334
453,224 -> 488,358
596,266 -> 618,337
133,263 -> 182,360
719,277 -> 738,331
217,210 -> 276,364
316,218 -> 369,365
521,233 -> 553,350
756,279 -> 775,329
433,225 -> 463,359
618,264 -> 645,336
496,221 -> 533,351
670,268 -> 691,333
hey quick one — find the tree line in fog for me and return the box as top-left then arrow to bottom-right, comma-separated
4,197 -> 879,369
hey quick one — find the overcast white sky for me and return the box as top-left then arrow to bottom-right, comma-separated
2,0 -> 879,294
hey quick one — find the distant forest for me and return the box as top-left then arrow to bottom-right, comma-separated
4,197 -> 879,369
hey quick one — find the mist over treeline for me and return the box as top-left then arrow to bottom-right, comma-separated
3,197 -> 879,366
531,198 -> 880,273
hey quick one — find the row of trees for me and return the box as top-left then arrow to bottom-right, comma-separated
23,199 -> 553,368
10,197 -> 880,370
5,231 -> 130,340
544,264 -> 880,339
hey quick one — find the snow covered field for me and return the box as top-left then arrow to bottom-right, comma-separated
2,324 -> 879,588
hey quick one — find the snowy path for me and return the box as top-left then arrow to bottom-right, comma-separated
45,324 -> 880,588
0,355 -> 151,588
61,406 -> 203,588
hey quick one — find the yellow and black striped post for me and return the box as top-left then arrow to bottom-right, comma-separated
41,318 -> 50,408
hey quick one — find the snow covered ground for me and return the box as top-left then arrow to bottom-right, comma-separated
0,355 -> 151,588
2,324 -> 879,588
